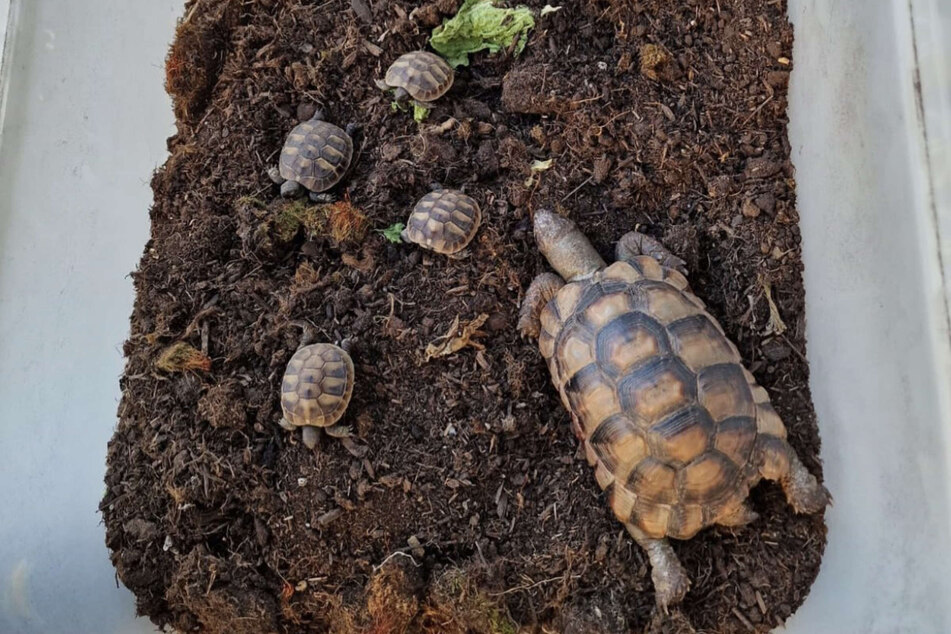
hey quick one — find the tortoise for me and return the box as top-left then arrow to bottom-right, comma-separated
268,110 -> 356,202
518,210 -> 830,610
402,188 -> 481,256
279,343 -> 354,449
381,51 -> 454,106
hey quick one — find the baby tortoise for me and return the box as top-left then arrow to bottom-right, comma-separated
268,110 -> 355,202
279,343 -> 354,449
518,210 -> 830,610
402,188 -> 481,256
382,51 -> 454,107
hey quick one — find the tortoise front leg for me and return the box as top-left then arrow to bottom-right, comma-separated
270,167 -> 303,197
281,180 -> 303,198
757,436 -> 831,514
616,231 -> 687,275
517,273 -> 565,338
626,523 -> 691,612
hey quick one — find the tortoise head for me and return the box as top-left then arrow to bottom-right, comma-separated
533,209 -> 606,282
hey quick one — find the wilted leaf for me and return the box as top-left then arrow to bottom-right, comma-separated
424,313 -> 490,361
760,277 -> 787,335
531,158 -> 554,172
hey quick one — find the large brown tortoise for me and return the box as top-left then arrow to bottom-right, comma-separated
518,210 -> 830,610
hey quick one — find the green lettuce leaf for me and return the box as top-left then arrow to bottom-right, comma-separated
379,223 -> 405,243
430,0 -> 535,68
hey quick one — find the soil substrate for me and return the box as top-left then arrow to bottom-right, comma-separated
102,1 -> 827,632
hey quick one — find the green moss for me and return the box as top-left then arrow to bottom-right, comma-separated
274,200 -> 326,241
487,609 -> 518,634
236,195 -> 266,209
428,568 -> 517,634
156,342 -> 211,373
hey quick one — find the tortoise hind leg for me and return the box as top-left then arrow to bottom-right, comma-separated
757,436 -> 831,514
616,231 -> 687,275
325,424 -> 352,438
517,273 -> 564,338
268,166 -> 285,184
626,523 -> 691,612
309,190 -> 335,203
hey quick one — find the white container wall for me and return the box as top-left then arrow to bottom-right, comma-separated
785,0 -> 951,631
0,1 -> 178,632
0,0 -> 948,632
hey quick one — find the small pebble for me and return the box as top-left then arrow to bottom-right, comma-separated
407,535 -> 425,558
742,198 -> 762,218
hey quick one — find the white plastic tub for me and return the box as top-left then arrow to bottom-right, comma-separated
0,1 -> 178,632
0,0 -> 948,632
784,0 -> 951,631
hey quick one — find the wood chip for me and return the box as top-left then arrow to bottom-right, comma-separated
317,508 -> 343,526
378,474 -> 402,488
731,607 -> 755,632
362,39 -> 383,57
362,459 -> 376,480
350,0 -> 372,23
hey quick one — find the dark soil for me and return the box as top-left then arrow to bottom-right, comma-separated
101,0 -> 827,632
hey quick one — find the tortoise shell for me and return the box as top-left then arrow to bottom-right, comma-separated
278,119 -> 353,193
539,257 -> 787,540
280,344 -> 354,428
403,190 -> 481,255
384,51 -> 454,102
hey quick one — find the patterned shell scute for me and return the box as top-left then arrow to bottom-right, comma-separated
541,267 -> 760,540
385,51 -> 454,102
280,344 -> 354,428
279,120 -> 353,193
404,190 -> 481,254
